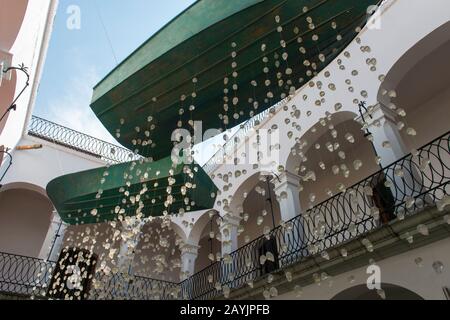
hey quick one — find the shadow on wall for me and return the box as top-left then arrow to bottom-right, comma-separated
332,283 -> 424,300
0,186 -> 53,258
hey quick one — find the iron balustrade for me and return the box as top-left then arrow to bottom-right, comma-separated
0,252 -> 55,297
90,272 -> 181,300
28,116 -> 142,164
1,131 -> 449,300
180,131 -> 450,300
0,251 -> 180,300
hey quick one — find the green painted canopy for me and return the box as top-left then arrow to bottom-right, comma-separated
91,0 -> 379,160
47,158 -> 217,225
47,0 -> 379,225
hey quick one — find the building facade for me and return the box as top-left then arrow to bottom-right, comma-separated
0,0 -> 449,300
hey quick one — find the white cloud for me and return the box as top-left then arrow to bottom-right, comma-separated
46,65 -> 120,146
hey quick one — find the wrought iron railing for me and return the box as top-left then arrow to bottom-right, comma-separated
89,272 -> 180,300
0,252 -> 55,297
0,251 -> 179,300
1,132 -> 449,300
180,131 -> 450,300
28,116 -> 142,164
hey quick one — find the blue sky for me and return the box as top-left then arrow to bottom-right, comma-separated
34,0 -> 198,145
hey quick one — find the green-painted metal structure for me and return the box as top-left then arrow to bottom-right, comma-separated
47,158 -> 217,225
47,0 -> 379,225
91,0 -> 378,160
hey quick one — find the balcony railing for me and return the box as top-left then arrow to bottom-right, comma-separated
180,131 -> 450,300
89,273 -> 180,300
1,131 -> 449,300
28,116 -> 142,164
0,252 -> 55,297
0,251 -> 179,300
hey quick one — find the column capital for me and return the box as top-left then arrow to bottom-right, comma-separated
220,214 -> 242,229
180,243 -> 200,255
355,102 -> 399,127
272,171 -> 301,193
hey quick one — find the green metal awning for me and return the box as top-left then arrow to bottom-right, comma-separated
47,0 -> 379,225
91,0 -> 378,160
47,158 -> 217,225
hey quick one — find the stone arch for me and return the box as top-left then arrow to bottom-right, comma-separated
0,181 -> 53,258
378,20 -> 450,150
285,111 -> 379,209
168,219 -> 188,243
228,170 -> 272,217
190,210 -> 222,273
188,209 -> 219,245
332,283 -> 424,300
0,181 -> 48,198
132,219 -> 182,282
227,171 -> 282,247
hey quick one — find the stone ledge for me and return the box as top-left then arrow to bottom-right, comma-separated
225,206 -> 450,300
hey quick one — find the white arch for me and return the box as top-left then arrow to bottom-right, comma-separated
0,181 -> 49,199
378,21 -> 450,105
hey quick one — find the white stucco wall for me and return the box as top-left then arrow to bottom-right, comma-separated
276,236 -> 450,300
185,0 -> 450,273
1,135 -> 105,191
0,0 -> 58,151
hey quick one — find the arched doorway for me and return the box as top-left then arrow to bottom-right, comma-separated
194,211 -> 222,274
132,219 -> 182,282
0,183 -> 53,258
286,111 -> 380,210
379,21 -> 450,150
332,283 -> 424,300
229,172 -> 281,248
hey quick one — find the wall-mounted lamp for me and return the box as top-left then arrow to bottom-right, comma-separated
0,63 -> 30,123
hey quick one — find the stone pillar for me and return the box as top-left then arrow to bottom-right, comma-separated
220,215 -> 241,255
39,211 -> 67,261
272,171 -> 306,258
180,243 -> 199,280
364,104 -> 409,167
273,171 -> 302,221
359,103 -> 423,217
219,215 -> 241,288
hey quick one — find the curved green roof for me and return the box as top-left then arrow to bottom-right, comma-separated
47,0 -> 379,225
47,158 -> 217,225
92,0 -> 264,102
91,0 -> 379,160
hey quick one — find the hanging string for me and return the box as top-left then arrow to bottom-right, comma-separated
92,0 -> 119,66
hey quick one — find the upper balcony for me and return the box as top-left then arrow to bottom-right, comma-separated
27,115 -> 141,165
1,129 -> 448,299
1,0 -> 450,301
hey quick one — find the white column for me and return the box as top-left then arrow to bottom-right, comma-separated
273,171 -> 302,221
360,103 -> 423,213
38,211 -> 67,261
273,171 -> 307,258
220,215 -> 241,255
219,215 -> 241,288
364,104 -> 409,167
180,243 -> 199,280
